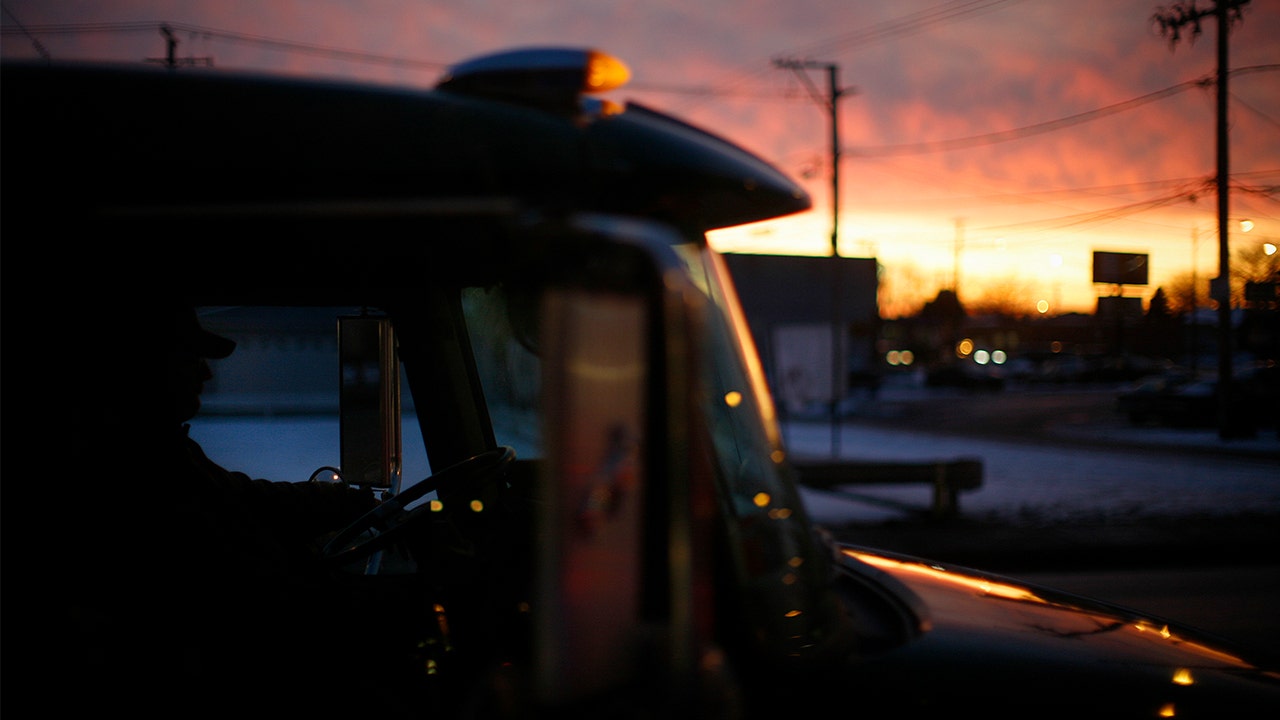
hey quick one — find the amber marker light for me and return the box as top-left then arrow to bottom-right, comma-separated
584,50 -> 631,93
437,47 -> 631,114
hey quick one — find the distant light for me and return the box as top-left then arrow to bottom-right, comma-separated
1050,341 -> 1063,353
753,492 -> 771,508
1037,299 -> 1049,314
1265,243 -> 1277,256
724,390 -> 743,407
974,349 -> 990,365
470,499 -> 484,512
956,338 -> 974,357
1240,219 -> 1254,233
992,350 -> 1007,364
886,349 -> 918,366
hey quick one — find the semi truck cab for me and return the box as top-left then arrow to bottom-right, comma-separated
6,46 -> 1278,718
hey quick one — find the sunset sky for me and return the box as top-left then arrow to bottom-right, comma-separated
4,0 -> 1277,316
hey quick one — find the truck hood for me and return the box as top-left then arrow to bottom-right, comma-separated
833,543 -> 1280,717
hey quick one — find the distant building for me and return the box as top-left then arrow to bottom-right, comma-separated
721,253 -> 881,415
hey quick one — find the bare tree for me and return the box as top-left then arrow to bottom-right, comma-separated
878,263 -> 936,319
964,276 -> 1039,318
1159,272 -> 1209,315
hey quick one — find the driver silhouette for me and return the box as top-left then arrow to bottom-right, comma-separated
62,302 -> 424,716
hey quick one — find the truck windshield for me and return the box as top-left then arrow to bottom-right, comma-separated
459,238 -> 823,549
674,244 -> 843,664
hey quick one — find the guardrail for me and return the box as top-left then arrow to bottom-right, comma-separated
790,457 -> 983,519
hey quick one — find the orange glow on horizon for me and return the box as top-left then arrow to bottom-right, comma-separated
3,0 -> 1274,320
706,208 -> 1254,318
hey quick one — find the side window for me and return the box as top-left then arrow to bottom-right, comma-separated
187,306 -> 429,485
462,286 -> 544,459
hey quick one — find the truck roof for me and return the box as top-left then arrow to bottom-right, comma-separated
2,53 -> 809,237
5,51 -> 810,305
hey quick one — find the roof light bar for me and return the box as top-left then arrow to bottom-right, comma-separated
436,47 -> 630,113
582,50 -> 630,93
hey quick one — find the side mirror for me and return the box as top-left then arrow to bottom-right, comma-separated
338,315 -> 401,489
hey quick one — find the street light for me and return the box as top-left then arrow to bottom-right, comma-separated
1240,218 -> 1276,255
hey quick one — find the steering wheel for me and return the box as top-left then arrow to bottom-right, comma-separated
323,446 -> 516,567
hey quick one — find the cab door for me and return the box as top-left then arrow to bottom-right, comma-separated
531,219 -> 723,712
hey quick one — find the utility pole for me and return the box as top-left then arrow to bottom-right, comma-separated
774,57 -> 851,456
1191,226 -> 1200,377
774,58 -> 845,257
145,24 -> 214,69
1152,0 -> 1251,439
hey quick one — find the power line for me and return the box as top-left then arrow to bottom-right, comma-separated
972,183 -> 1212,235
878,171 -> 1275,246
0,20 -> 159,35
848,77 -> 1210,156
667,0 -> 1025,114
846,65 -> 1278,157
625,82 -> 813,100
1230,90 -> 1280,130
869,165 -> 1225,209
0,19 -> 448,72
0,2 -> 49,59
164,22 -> 447,71
790,0 -> 1027,61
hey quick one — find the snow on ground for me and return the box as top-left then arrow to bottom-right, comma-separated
783,421 -> 1280,526
188,410 -> 1279,530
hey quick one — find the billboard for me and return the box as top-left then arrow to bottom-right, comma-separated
1092,251 -> 1148,286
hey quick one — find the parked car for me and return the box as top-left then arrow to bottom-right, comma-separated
1118,365 -> 1278,430
7,49 -> 1279,717
924,362 -> 1005,392
1116,370 -> 1204,426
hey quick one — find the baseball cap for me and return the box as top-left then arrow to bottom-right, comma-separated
176,305 -> 237,359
